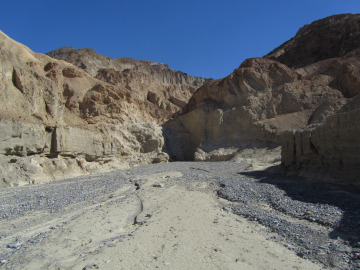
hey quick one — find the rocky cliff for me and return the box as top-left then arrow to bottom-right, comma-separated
164,14 -> 360,168
270,14 -> 360,183
0,31 -> 206,187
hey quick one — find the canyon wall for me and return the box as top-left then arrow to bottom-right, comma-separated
46,46 -> 208,124
1,14 -> 360,187
0,31 -> 205,187
164,14 -> 360,168
282,96 -> 360,184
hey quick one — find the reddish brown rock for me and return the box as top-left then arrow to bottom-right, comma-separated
265,14 -> 360,68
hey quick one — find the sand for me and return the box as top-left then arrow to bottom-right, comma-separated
0,168 -> 322,269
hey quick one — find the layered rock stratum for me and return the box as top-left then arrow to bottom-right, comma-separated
164,14 -> 360,184
0,31 -> 206,187
281,86 -> 360,184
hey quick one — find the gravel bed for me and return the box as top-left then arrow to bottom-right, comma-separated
218,169 -> 360,269
0,172 -> 129,221
0,161 -> 359,269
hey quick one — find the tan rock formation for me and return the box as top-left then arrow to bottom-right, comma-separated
0,31 -> 206,187
2,13 -> 360,186
47,46 -> 208,124
164,57 -> 346,160
164,14 -> 360,165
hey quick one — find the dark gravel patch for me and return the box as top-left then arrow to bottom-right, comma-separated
218,169 -> 360,270
0,171 -> 129,221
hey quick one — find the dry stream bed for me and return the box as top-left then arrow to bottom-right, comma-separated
0,161 -> 359,269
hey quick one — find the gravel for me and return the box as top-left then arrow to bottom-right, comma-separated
218,169 -> 360,269
0,160 -> 359,269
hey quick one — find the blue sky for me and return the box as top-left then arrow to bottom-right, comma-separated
1,0 -> 359,79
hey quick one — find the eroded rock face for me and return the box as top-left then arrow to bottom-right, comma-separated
164,57 -> 347,160
2,13 -> 360,186
0,31 -> 206,187
0,120 -> 51,157
164,14 -> 360,165
282,97 -> 360,184
47,46 -> 208,124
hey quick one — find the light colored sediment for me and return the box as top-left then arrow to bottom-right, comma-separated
0,167 -> 321,270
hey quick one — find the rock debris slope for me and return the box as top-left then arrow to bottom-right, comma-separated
164,14 -> 360,183
0,31 -> 206,187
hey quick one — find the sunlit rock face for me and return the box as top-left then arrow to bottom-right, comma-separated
0,31 -> 205,187
164,14 -> 360,178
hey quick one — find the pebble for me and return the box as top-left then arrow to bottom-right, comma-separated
82,263 -> 99,269
7,242 -> 21,249
223,207 -> 231,212
152,183 -> 164,188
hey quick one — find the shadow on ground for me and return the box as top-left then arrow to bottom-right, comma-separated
240,169 -> 360,247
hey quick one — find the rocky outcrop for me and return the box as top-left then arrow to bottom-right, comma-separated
0,120 -> 51,157
0,31 -> 205,187
265,14 -> 360,68
164,14 -> 360,165
282,97 -> 360,184
47,46 -> 208,124
164,56 -> 346,160
0,120 -> 121,161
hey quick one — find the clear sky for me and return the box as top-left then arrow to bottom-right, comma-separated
1,0 -> 359,79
